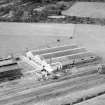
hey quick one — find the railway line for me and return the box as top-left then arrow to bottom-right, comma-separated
0,69 -> 98,95
37,82 -> 105,105
0,73 -> 104,105
0,63 -> 98,94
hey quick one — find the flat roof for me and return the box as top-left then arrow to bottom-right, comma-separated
46,52 -> 95,64
31,44 -> 78,55
42,47 -> 86,59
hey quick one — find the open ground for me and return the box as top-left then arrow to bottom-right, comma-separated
0,23 -> 75,57
1,22 -> 105,58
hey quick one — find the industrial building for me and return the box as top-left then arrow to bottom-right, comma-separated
0,44 -> 102,82
19,44 -> 102,80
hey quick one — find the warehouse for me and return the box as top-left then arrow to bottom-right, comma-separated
25,44 -> 101,74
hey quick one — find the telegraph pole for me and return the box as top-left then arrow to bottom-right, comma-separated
73,24 -> 76,38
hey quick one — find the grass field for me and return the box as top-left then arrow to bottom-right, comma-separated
75,24 -> 105,59
1,22 -> 105,59
0,23 -> 75,57
62,2 -> 105,18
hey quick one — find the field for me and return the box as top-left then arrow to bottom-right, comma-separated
75,24 -> 105,59
0,23 -> 75,57
62,2 -> 105,18
1,22 -> 105,58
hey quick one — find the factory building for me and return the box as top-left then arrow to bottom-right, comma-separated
23,44 -> 100,75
